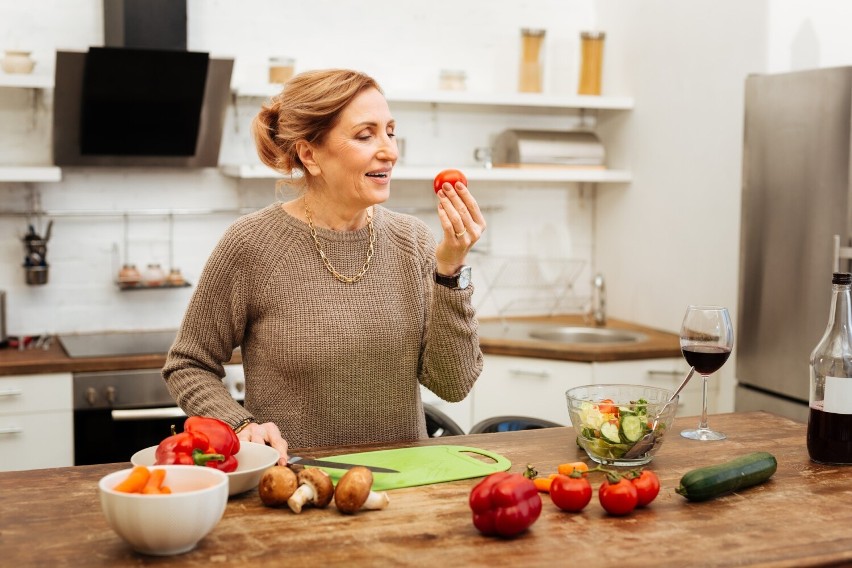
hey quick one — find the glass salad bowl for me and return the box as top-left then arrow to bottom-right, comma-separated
566,384 -> 678,466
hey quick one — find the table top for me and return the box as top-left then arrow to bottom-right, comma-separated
2,411 -> 847,567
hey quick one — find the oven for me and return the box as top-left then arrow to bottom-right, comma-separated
72,367 -> 245,465
61,330 -> 244,465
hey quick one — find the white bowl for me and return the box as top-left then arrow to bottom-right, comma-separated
131,441 -> 280,496
99,465 -> 228,556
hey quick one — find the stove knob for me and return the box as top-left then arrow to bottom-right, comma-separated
234,380 -> 245,393
105,386 -> 116,405
85,387 -> 97,406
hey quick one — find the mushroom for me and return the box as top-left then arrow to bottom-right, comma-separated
287,468 -> 335,513
258,465 -> 298,507
334,466 -> 390,514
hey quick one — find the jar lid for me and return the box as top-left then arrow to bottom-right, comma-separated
521,28 -> 546,37
581,31 -> 606,40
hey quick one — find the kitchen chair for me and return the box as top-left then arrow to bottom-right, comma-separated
423,404 -> 465,437
469,416 -> 563,434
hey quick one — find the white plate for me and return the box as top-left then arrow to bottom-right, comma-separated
131,441 -> 280,496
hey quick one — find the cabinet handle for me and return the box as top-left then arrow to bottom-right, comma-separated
646,370 -> 682,379
509,368 -> 550,379
111,407 -> 187,421
0,388 -> 23,398
0,426 -> 23,435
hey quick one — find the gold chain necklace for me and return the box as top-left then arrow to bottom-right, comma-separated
305,203 -> 376,284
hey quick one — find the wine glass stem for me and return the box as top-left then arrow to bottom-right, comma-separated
698,374 -> 710,430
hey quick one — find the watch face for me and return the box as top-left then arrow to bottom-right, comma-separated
458,266 -> 472,289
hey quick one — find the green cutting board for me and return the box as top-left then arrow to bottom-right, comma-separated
312,445 -> 511,491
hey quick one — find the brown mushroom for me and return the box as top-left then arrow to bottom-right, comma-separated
258,465 -> 298,507
287,468 -> 335,513
334,466 -> 390,514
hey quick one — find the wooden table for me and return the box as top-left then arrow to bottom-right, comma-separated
2,412 -> 850,567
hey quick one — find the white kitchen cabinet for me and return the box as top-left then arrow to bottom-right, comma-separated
471,354 -> 592,427
591,358 -> 714,419
0,372 -> 73,471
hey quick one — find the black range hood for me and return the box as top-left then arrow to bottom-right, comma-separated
52,0 -> 233,168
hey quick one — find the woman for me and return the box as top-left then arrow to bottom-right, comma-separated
163,69 -> 486,464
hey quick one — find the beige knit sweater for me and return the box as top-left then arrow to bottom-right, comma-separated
163,203 -> 482,449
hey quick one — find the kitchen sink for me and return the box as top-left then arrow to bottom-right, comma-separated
477,320 -> 648,345
527,326 -> 646,344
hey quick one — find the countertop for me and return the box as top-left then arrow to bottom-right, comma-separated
2,412 -> 850,567
0,316 -> 679,376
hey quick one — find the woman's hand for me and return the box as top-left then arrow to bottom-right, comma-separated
237,421 -> 290,465
435,180 -> 487,276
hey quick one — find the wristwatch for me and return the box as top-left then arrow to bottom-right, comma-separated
435,266 -> 472,290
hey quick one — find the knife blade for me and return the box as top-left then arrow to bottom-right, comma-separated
288,456 -> 399,474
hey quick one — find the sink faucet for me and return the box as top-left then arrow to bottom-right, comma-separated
591,273 -> 606,326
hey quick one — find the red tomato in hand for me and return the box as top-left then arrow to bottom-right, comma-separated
598,476 -> 639,516
550,474 -> 592,512
433,169 -> 468,193
630,470 -> 661,507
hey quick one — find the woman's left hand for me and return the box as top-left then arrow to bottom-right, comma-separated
435,180 -> 487,275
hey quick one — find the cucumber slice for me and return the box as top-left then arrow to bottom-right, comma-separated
600,421 -> 621,444
621,415 -> 645,443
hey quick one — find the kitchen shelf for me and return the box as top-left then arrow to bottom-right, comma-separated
233,83 -> 634,111
0,74 -> 54,90
0,166 -> 62,183
220,164 -> 632,184
116,281 -> 192,291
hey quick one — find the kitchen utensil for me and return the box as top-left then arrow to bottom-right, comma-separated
303,445 -> 511,491
288,456 -> 399,473
623,367 -> 696,459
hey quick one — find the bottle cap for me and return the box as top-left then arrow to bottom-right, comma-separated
832,272 -> 852,285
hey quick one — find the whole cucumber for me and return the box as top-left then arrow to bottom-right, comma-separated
675,451 -> 777,502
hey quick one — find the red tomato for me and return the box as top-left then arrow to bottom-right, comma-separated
630,470 -> 661,507
598,476 -> 639,516
598,398 -> 617,415
549,474 -> 592,512
433,169 -> 468,193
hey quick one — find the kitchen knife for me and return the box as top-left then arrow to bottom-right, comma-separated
288,456 -> 399,474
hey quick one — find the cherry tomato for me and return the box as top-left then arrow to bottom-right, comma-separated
598,398 -> 617,415
433,169 -> 468,193
598,476 -> 639,516
630,470 -> 661,507
550,474 -> 592,512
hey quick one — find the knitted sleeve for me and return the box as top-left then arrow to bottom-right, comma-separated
162,219 -> 255,427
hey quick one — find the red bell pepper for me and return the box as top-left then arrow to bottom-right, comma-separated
184,416 -> 241,473
154,430 -> 226,467
469,472 -> 542,537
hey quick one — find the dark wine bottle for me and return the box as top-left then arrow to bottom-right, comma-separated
808,272 -> 852,464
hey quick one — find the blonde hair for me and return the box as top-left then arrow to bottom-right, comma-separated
251,69 -> 382,187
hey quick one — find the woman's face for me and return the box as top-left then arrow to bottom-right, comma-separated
310,87 -> 398,210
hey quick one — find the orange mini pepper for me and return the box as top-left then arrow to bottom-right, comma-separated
557,462 -> 589,476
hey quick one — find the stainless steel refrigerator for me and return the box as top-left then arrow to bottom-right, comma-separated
736,66 -> 852,423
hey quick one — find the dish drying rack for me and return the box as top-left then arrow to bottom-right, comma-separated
473,255 -> 588,323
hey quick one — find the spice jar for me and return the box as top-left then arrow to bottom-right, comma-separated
268,56 -> 295,84
166,268 -> 186,286
519,28 -> 546,93
578,31 -> 606,95
439,69 -> 467,91
142,263 -> 166,287
118,264 -> 141,286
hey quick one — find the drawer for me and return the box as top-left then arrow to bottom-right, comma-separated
0,410 -> 74,471
0,373 -> 73,415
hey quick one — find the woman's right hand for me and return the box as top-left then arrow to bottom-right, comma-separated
238,421 -> 290,465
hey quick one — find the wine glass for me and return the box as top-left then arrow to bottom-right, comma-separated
679,305 -> 733,441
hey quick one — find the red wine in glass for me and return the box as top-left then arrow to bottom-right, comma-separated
679,305 -> 734,441
681,346 -> 732,376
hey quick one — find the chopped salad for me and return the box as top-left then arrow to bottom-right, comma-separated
576,397 -> 662,459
